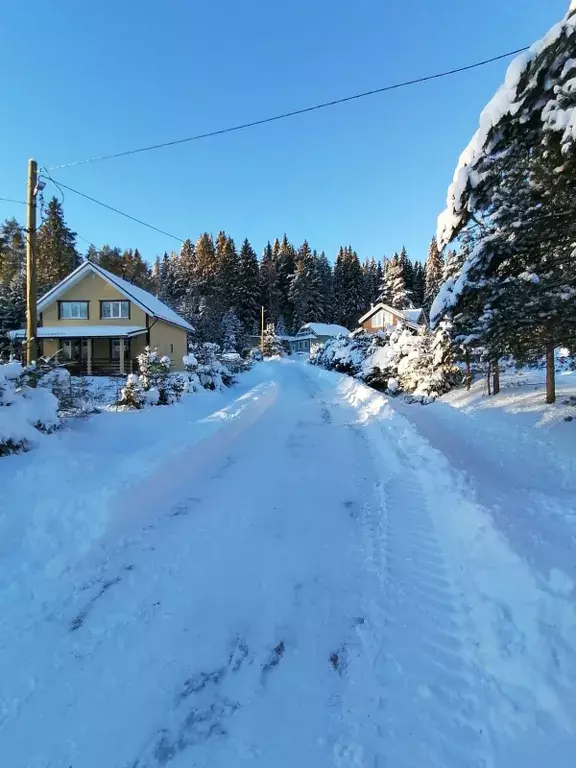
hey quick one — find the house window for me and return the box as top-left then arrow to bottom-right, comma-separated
169,343 -> 174,354
101,300 -> 129,319
59,301 -> 88,319
110,338 -> 130,360
372,310 -> 384,328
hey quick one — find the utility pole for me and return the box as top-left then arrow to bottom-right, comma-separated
26,159 -> 38,365
260,305 -> 265,354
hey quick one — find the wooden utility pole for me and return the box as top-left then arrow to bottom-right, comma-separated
26,158 -> 38,365
260,306 -> 265,353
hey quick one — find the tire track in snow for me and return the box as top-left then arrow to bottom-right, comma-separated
335,413 -> 491,768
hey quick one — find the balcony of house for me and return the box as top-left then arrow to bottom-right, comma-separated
9,326 -> 149,376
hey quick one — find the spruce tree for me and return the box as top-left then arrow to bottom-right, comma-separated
424,236 -> 444,312
215,231 -> 239,313
381,252 -> 412,308
333,246 -> 365,328
276,234 -> 297,332
236,238 -> 260,335
411,261 -> 426,308
174,239 -> 198,326
0,218 -> 26,285
260,241 -> 281,324
399,246 -> 414,297
317,250 -> 334,321
94,245 -> 124,275
288,240 -> 323,330
221,309 -> 244,352
36,197 -> 80,289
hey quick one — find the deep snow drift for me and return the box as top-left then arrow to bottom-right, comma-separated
0,360 -> 575,767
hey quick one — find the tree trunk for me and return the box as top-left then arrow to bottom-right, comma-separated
493,359 -> 500,396
486,362 -> 492,396
546,342 -> 556,404
465,348 -> 471,391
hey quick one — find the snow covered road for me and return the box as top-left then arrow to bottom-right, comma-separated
1,361 -> 575,767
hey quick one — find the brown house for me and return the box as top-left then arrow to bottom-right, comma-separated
358,302 -> 426,333
11,261 -> 193,374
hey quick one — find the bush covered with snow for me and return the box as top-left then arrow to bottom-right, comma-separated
310,325 -> 462,401
190,343 -> 233,391
117,347 -> 187,409
0,360 -> 60,456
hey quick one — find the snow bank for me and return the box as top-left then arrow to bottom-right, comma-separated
0,362 -> 60,454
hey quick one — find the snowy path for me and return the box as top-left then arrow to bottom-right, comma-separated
1,361 -> 575,767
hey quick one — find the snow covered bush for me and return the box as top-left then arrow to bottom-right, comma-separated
310,329 -> 372,376
249,348 -> 263,363
0,360 -> 60,456
137,346 -> 177,405
190,343 -> 232,391
220,351 -> 251,376
117,373 -> 146,409
182,352 -> 203,393
262,324 -> 284,358
311,325 -> 462,402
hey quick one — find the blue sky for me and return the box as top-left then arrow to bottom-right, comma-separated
0,0 -> 570,265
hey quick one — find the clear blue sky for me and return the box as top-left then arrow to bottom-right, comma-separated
0,0 -> 569,265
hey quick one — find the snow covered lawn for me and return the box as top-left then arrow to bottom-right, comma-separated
1,360 -> 575,767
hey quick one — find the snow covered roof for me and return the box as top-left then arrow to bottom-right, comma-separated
9,326 -> 148,339
358,303 -> 425,328
37,261 -> 194,332
299,323 -> 350,337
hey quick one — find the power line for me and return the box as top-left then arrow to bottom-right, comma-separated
48,47 -> 529,170
49,177 -> 184,242
0,196 -> 26,205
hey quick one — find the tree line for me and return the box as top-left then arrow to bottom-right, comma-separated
0,196 -> 449,353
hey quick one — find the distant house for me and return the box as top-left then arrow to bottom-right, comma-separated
358,303 -> 426,333
289,323 -> 350,354
10,260 -> 193,374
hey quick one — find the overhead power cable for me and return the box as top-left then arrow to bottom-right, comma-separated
48,178 -> 184,242
48,47 -> 529,170
0,196 -> 26,205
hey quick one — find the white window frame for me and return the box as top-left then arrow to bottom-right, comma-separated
101,300 -> 130,319
59,301 -> 88,320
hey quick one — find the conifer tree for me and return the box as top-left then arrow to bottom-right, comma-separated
260,241 -> 281,324
380,252 -> 412,308
333,246 -> 364,328
174,239 -> 198,326
236,238 -> 260,334
411,261 -> 426,308
36,197 -> 80,289
289,241 -> 323,330
94,245 -> 124,275
399,246 -> 414,297
317,250 -> 334,321
276,234 -> 297,332
221,309 -> 244,352
215,231 -> 239,313
424,236 -> 444,312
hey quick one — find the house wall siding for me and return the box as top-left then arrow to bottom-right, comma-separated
149,321 -> 187,370
41,272 -> 148,328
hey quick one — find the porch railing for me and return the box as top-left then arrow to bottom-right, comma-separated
61,358 -> 137,376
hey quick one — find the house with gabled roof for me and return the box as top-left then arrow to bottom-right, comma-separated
10,260 -> 193,374
358,303 -> 426,333
289,322 -> 350,354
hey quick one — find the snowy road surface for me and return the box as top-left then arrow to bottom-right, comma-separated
1,360 -> 575,767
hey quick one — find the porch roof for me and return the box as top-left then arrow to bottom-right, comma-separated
9,325 -> 148,340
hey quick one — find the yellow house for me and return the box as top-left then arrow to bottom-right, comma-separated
12,261 -> 193,374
